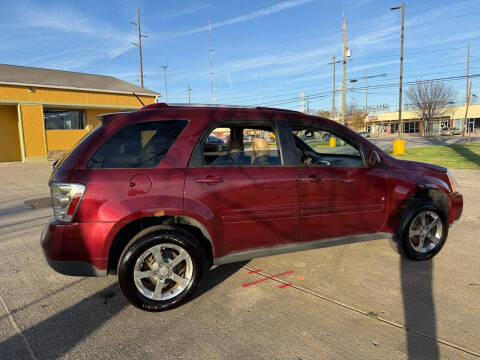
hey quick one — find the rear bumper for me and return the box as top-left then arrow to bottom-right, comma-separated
41,220 -> 114,277
45,258 -> 107,277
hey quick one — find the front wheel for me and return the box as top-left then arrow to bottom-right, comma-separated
396,201 -> 448,260
118,230 -> 206,311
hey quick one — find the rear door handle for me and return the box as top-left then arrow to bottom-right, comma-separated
196,176 -> 223,184
301,175 -> 323,183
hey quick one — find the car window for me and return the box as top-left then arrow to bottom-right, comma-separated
87,120 -> 187,168
292,127 -> 363,167
203,124 -> 281,166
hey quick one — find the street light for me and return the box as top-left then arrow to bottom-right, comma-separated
391,3 -> 405,137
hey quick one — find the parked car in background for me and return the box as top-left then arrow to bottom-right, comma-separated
441,127 -> 462,136
203,135 -> 225,152
42,103 -> 463,311
357,131 -> 371,138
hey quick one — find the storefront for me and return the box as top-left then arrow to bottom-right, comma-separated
0,64 -> 159,162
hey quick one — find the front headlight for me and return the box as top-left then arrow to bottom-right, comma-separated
447,170 -> 459,193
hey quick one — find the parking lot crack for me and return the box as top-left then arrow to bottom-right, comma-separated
242,265 -> 480,358
0,294 -> 38,360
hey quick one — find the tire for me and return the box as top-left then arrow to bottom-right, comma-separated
395,200 -> 448,261
117,229 -> 206,311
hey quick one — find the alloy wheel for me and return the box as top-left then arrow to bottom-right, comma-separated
133,244 -> 193,301
408,210 -> 443,253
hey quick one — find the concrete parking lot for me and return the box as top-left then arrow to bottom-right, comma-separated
0,161 -> 479,359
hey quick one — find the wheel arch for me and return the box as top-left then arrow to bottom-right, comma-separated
107,215 -> 214,275
396,187 -> 450,235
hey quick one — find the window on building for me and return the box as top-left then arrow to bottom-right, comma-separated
44,110 -> 85,130
390,123 -> 398,133
87,120 -> 188,168
403,122 -> 419,133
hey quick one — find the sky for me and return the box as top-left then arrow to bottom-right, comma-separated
1,0 -> 479,113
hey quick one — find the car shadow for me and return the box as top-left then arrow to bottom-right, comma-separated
401,257 -> 439,359
194,261 -> 249,299
447,144 -> 480,166
0,283 -> 128,360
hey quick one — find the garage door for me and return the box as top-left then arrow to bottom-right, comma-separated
0,105 -> 22,162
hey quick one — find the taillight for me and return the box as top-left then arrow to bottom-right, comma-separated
51,183 -> 86,222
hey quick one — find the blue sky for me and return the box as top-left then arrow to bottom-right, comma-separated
1,0 -> 479,112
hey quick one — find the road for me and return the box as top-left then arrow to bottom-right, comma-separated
0,162 -> 479,359
368,135 -> 480,151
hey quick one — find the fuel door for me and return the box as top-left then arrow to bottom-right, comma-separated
129,174 -> 152,195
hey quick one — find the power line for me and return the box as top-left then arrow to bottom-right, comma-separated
257,74 -> 480,107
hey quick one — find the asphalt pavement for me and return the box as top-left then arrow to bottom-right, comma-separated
0,161 -> 479,359
368,134 -> 480,151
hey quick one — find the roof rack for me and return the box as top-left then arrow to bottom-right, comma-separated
148,102 -> 259,109
142,103 -> 303,113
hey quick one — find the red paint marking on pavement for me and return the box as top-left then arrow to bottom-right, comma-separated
248,269 -> 261,274
242,270 -> 294,288
279,282 -> 292,289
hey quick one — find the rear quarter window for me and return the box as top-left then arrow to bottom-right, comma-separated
87,120 -> 187,168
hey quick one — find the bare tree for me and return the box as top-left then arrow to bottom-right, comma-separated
406,81 -> 456,136
344,103 -> 367,131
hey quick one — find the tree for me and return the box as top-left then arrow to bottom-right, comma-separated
345,103 -> 367,131
316,110 -> 332,119
406,81 -> 456,136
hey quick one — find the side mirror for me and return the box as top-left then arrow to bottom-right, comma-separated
368,151 -> 381,167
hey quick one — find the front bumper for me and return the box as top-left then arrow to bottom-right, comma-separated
450,192 -> 463,223
41,220 -> 115,277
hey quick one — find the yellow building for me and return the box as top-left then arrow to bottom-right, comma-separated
0,64 -> 159,162
366,104 -> 480,136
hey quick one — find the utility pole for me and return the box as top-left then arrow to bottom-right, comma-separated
464,81 -> 472,143
331,56 -> 336,118
300,91 -> 305,113
391,3 -> 405,136
130,8 -> 147,88
208,18 -> 216,104
329,56 -> 341,120
341,17 -> 347,126
187,85 -> 191,104
365,69 -> 368,114
464,43 -> 470,137
161,64 -> 168,102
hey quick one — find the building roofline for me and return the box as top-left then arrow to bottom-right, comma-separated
0,80 -> 159,97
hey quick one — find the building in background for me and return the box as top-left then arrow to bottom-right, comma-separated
365,105 -> 480,136
0,64 -> 159,162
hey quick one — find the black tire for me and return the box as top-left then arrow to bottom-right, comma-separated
117,229 -> 206,311
395,200 -> 448,261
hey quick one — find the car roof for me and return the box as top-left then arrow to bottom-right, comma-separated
138,102 -> 306,116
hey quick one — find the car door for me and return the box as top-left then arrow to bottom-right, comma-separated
184,120 -> 300,255
288,120 -> 389,242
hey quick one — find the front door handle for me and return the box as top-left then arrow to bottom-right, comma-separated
196,175 -> 223,184
301,175 -> 323,183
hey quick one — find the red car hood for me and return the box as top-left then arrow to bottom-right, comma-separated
388,157 -> 448,173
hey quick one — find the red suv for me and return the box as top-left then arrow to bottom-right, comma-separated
42,104 -> 463,311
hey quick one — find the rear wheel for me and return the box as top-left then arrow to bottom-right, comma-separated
118,230 -> 206,311
396,201 -> 448,260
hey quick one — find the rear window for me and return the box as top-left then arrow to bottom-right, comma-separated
87,120 -> 187,168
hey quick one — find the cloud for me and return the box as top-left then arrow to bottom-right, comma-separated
2,1 -> 138,71
152,0 -> 314,39
13,1 -> 101,35
164,3 -> 211,18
